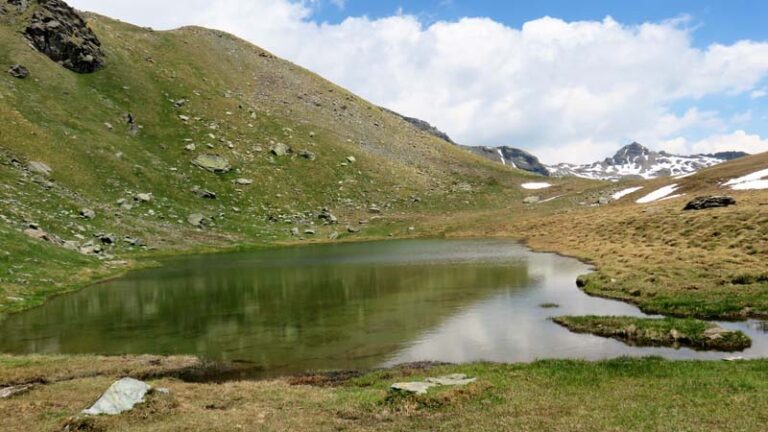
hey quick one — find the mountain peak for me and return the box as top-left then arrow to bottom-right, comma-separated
612,142 -> 650,162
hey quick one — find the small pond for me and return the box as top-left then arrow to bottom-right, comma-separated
0,239 -> 765,376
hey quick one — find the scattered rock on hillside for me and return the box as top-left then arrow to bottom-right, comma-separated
27,161 -> 52,176
346,156 -> 356,164
192,187 -> 217,199
192,154 -> 231,173
0,384 -> 34,399
7,64 -> 29,79
134,193 -> 152,203
82,378 -> 151,416
390,382 -> 436,395
425,374 -> 477,386
187,213 -> 208,228
79,208 -> 95,219
684,196 -> 736,211
523,196 -> 540,204
318,208 -> 338,224
235,178 -> 253,186
24,0 -> 105,73
271,143 -> 291,157
299,149 -> 316,160
24,226 -> 57,244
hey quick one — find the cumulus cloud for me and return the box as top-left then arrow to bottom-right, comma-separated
663,130 -> 768,155
68,0 -> 768,162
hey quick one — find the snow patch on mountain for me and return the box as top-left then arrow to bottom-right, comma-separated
636,184 -> 679,204
547,143 -> 747,181
521,182 -> 552,190
612,186 -> 644,200
724,168 -> 768,190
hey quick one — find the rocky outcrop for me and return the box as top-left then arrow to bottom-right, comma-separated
23,0 -> 105,73
704,151 -> 749,161
464,146 -> 550,176
382,108 -> 456,144
684,196 -> 736,211
547,142 -> 745,181
7,64 -> 29,78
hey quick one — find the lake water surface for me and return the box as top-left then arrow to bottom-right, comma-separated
0,239 -> 765,376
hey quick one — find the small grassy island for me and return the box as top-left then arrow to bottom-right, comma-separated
553,316 -> 752,351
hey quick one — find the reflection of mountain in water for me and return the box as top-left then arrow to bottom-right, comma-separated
0,240 -> 538,375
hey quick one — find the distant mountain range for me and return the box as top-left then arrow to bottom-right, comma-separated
546,142 -> 749,181
386,112 -> 749,180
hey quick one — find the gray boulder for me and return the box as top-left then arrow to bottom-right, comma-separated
390,382 -> 437,395
425,374 -> 477,386
187,213 -> 208,228
80,208 -> 96,219
27,161 -> 52,176
684,196 -> 736,211
82,378 -> 151,416
8,64 -> 29,79
523,196 -> 540,204
271,143 -> 291,157
299,150 -> 316,160
192,154 -> 231,173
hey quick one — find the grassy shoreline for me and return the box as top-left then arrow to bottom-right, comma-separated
3,354 -> 768,431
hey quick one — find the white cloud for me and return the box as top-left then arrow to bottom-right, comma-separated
663,130 -> 768,155
68,0 -> 768,163
750,87 -> 767,99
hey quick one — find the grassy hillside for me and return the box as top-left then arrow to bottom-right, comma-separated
442,152 -> 768,319
0,9 -> 569,313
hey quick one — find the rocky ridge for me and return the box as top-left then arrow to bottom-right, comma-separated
546,142 -> 749,181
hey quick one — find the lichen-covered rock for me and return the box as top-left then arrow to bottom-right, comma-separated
192,154 -> 231,173
24,0 -> 105,73
82,378 -> 151,416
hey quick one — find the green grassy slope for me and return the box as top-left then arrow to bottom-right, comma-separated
0,10 -> 562,312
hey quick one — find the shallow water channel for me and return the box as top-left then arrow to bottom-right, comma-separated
0,239 -> 765,376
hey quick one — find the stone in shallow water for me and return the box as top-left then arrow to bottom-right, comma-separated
390,382 -> 437,395
425,374 -> 477,386
82,378 -> 151,416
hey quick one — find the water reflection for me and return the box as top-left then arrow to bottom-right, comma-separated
0,239 -> 764,376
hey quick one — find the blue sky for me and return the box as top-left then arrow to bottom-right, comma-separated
315,0 -> 767,47
69,0 -> 768,163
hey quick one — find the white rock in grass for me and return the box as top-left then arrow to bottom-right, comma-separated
425,374 -> 477,386
390,382 -> 437,395
82,378 -> 151,416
